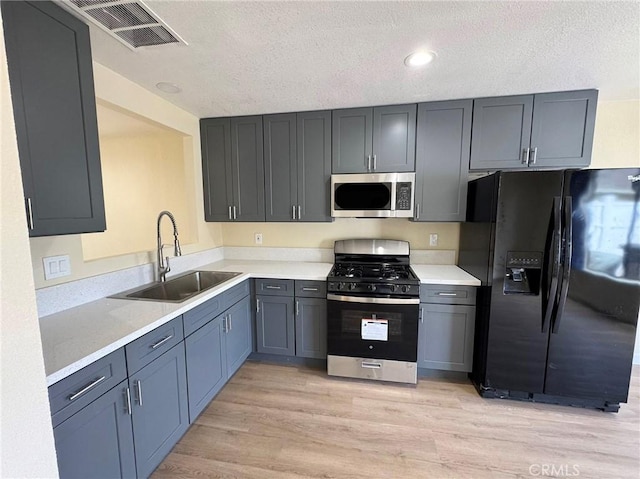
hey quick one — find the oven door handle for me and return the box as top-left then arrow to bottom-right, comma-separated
327,294 -> 420,305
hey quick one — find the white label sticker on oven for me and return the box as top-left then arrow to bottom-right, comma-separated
361,319 -> 388,341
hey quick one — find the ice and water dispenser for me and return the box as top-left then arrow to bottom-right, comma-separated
503,251 -> 542,295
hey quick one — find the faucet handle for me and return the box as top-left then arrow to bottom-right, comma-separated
165,257 -> 171,274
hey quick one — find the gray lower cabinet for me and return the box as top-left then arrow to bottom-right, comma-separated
2,0 -> 105,236
418,285 -> 477,372
470,90 -> 597,170
224,296 -> 253,376
295,297 -> 327,359
201,116 -> 265,221
414,100 -> 472,222
129,343 -> 189,478
53,380 -> 136,479
332,104 -> 416,173
184,315 -> 226,422
256,295 -> 296,356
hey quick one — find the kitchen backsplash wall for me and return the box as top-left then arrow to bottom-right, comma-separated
590,99 -> 640,169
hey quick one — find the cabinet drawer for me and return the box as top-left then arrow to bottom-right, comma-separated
420,285 -> 476,305
183,295 -> 225,337
125,317 -> 184,375
254,278 -> 294,296
295,280 -> 327,298
49,348 -> 127,427
223,279 -> 251,309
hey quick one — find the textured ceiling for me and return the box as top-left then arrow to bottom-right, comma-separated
73,0 -> 640,118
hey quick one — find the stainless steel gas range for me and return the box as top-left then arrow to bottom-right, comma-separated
326,239 -> 420,384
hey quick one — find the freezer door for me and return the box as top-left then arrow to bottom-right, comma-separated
545,168 -> 640,402
484,171 -> 564,392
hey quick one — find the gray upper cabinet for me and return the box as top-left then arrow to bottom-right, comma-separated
201,116 -> 265,221
130,343 -> 189,479
297,111 -> 332,221
470,90 -> 597,170
332,104 -> 416,173
53,380 -> 136,479
264,111 -> 332,222
264,114 -> 298,221
2,0 -> 105,236
414,100 -> 472,222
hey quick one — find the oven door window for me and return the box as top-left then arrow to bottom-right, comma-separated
327,300 -> 418,362
334,183 -> 391,210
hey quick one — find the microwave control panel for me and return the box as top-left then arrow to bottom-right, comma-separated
396,183 -> 412,210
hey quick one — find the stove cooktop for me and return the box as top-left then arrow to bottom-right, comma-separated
327,262 -> 420,297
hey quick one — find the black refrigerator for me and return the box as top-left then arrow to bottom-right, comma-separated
459,168 -> 640,411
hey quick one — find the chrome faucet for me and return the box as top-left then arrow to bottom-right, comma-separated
157,211 -> 182,282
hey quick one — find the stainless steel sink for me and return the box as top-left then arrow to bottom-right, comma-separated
110,270 -> 242,303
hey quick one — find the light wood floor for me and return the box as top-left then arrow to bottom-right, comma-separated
153,362 -> 640,479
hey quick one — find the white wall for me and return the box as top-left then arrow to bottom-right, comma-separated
0,12 -> 59,478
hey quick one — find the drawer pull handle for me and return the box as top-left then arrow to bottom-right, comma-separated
265,285 -> 282,290
150,334 -> 174,349
302,287 -> 318,291
68,376 -> 106,401
437,292 -> 458,296
362,361 -> 382,369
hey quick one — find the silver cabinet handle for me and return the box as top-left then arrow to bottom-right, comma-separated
298,205 -> 301,220
420,307 -> 424,324
228,206 -> 233,220
265,285 -> 282,290
26,197 -> 34,230
301,287 -> 318,292
68,376 -> 106,401
531,147 -> 538,165
124,387 -> 132,415
361,361 -> 382,369
233,206 -> 237,220
150,334 -> 173,349
372,154 -> 377,171
365,155 -> 370,170
437,292 -> 458,296
415,203 -> 420,220
256,298 -> 260,313
222,315 -> 228,333
228,314 -> 232,332
295,300 -> 299,316
292,205 -> 296,220
135,379 -> 143,406
522,148 -> 530,165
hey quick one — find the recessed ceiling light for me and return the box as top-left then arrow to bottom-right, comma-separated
156,82 -> 181,94
404,50 -> 437,68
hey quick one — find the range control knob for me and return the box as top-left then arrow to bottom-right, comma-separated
349,283 -> 357,291
337,282 -> 345,290
368,284 -> 377,292
389,284 -> 397,293
401,285 -> 410,293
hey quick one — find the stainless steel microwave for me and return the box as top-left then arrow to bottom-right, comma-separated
331,173 -> 415,218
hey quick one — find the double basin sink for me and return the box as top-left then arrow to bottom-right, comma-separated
110,270 -> 242,303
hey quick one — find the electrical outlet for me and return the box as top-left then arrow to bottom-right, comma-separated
429,233 -> 438,247
255,233 -> 263,245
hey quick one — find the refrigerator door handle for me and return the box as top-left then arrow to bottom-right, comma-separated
542,196 -> 563,333
553,196 -> 573,334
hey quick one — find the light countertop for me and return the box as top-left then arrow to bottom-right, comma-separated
39,259 -> 479,386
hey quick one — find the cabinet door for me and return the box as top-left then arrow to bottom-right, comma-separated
130,343 -> 189,478
332,108 -> 373,173
264,114 -> 297,222
256,295 -> 295,356
201,118 -> 234,221
415,100 -> 472,222
470,95 -> 533,170
184,315 -> 226,423
372,104 -> 417,172
53,381 -> 136,479
231,116 -> 265,221
2,0 -> 105,236
530,90 -> 597,168
297,111 -> 332,222
418,303 -> 476,372
295,297 -> 327,359
225,296 -> 252,377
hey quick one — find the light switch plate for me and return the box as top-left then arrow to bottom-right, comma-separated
429,234 -> 438,247
43,255 -> 71,280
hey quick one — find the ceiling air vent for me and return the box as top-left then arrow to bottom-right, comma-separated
62,0 -> 186,49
